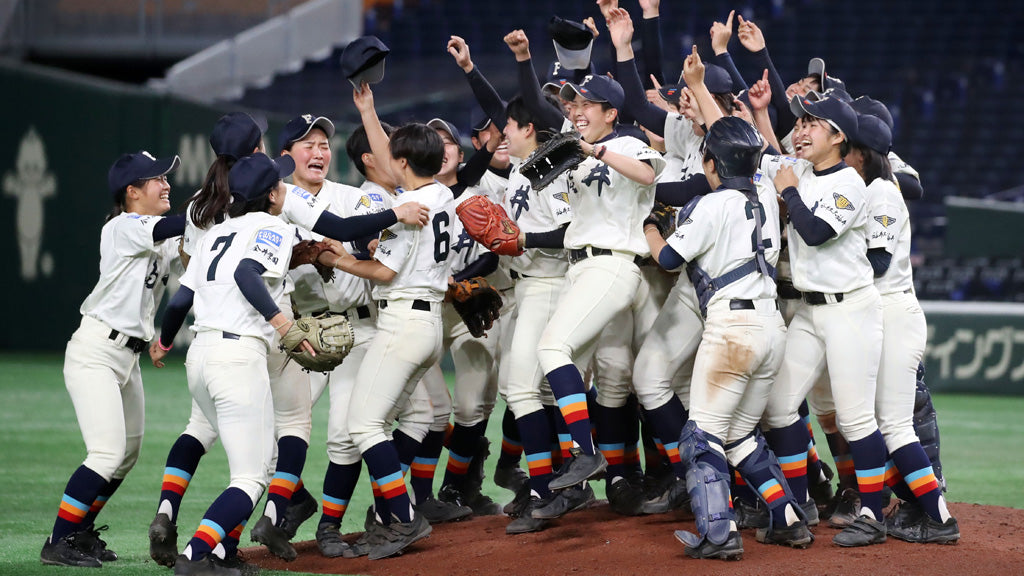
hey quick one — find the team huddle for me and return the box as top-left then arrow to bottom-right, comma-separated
42,1 -> 959,573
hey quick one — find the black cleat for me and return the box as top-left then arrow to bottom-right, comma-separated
149,513 -> 179,567
250,516 -> 297,561
548,450 -> 607,491
532,482 -> 596,519
833,515 -> 887,547
368,514 -> 432,560
40,534 -> 102,568
280,493 -> 318,540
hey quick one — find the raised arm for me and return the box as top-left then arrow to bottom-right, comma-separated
448,35 -> 508,132
505,29 -> 565,132
608,7 -> 668,136
709,10 -> 746,91
738,15 -> 794,137
746,70 -> 783,152
681,45 -> 725,129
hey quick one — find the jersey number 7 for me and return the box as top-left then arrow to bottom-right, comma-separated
207,233 -> 237,281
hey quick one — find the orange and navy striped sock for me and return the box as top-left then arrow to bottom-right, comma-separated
730,468 -> 760,506
320,462 -> 362,526
826,431 -> 857,490
517,410 -> 555,498
158,434 -> 206,522
265,436 -> 308,527
734,448 -> 793,528
391,429 -> 420,473
409,429 -> 444,502
184,487 -> 253,560
497,407 -> 524,468
889,443 -> 946,522
50,465 -> 107,542
764,421 -> 810,503
546,365 -> 595,454
594,403 -> 630,480
363,442 -> 413,523
220,519 -> 247,558
848,430 -> 887,520
368,476 -> 390,525
442,422 -> 485,489
621,397 -> 642,477
643,396 -> 687,479
799,404 -> 825,483
639,408 -> 665,473
544,404 -> 569,465
82,477 -> 122,528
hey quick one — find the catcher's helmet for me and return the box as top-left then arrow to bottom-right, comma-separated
700,116 -> 763,179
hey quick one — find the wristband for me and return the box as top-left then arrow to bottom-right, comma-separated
157,340 -> 172,352
595,145 -> 608,161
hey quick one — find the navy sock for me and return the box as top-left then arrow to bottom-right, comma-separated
516,410 -> 554,498
644,397 -> 687,479
497,407 -> 523,468
764,420 -> 810,503
265,436 -> 308,527
848,429 -> 887,521
51,465 -> 107,541
184,487 -> 253,561
363,442 -> 413,523
546,364 -> 595,454
889,443 -> 946,522
158,434 -> 207,522
319,462 -> 362,526
442,422 -> 485,490
82,477 -> 123,528
409,429 -> 445,503
592,402 -> 629,481
392,429 -> 421,472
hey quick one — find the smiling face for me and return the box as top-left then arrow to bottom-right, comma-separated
786,76 -> 821,101
503,118 -> 535,159
127,174 -> 171,216
286,127 -> 331,191
571,95 -> 616,143
792,116 -> 844,166
435,128 -> 463,178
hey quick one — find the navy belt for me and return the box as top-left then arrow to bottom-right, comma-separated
803,291 -> 844,305
729,299 -> 777,311
568,247 -> 645,266
510,270 -> 531,280
343,305 -> 372,319
777,281 -> 802,300
222,332 -> 240,340
378,299 -> 431,311
108,329 -> 147,353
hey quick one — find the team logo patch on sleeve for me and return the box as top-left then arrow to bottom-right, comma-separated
355,195 -> 371,209
552,191 -> 570,204
832,193 -> 855,211
369,192 -> 383,202
380,229 -> 398,242
874,215 -> 896,227
256,229 -> 283,248
290,186 -> 314,201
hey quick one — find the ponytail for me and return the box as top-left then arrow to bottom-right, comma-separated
190,155 -> 235,229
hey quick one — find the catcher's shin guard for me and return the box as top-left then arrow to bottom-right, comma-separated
913,368 -> 944,488
729,429 -> 800,526
680,421 -> 733,546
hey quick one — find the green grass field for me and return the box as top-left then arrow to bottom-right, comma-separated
1,352 -> 1020,576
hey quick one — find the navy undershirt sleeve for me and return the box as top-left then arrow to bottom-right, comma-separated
749,48 -> 794,137
158,286 -> 194,347
639,16 -> 665,87
655,176 -> 711,206
153,213 -> 186,242
657,244 -> 685,271
312,210 -> 397,242
867,247 -> 893,277
518,59 -> 566,132
234,258 -> 281,320
465,66 -> 508,132
524,224 -> 568,249
453,252 -> 499,282
712,52 -> 747,92
895,172 -> 924,201
457,147 -> 495,188
781,186 -> 837,246
617,57 -> 668,137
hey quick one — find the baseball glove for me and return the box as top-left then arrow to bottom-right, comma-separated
455,195 -> 523,256
644,201 -> 678,239
280,312 -> 355,372
290,240 -> 336,282
446,277 -> 503,338
519,131 -> 587,191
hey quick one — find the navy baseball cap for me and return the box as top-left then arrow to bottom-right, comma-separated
806,57 -> 847,94
852,113 -> 892,155
560,74 -> 625,110
790,94 -> 859,139
851,96 -> 894,131
543,60 -> 581,94
229,153 -> 295,202
108,151 -> 180,195
428,118 -> 462,146
210,112 -> 264,159
658,63 -> 734,103
278,114 -> 335,154
470,108 -> 491,137
340,36 -> 390,90
549,16 -> 593,71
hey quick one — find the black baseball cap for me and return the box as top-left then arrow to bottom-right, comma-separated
658,63 -> 734,103
108,151 -> 180,196
210,112 -> 264,160
851,113 -> 892,155
851,96 -> 894,131
278,114 -> 335,154
229,153 -> 295,202
542,60 -> 582,94
549,16 -> 593,71
790,94 -> 859,140
340,36 -> 390,90
428,118 -> 462,146
807,57 -> 847,94
470,108 -> 491,137
560,74 -> 625,110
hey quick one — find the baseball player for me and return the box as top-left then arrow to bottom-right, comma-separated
759,95 -> 890,548
151,153 -> 316,576
645,116 -> 812,559
148,112 -> 265,571
41,151 -> 183,568
846,113 -> 959,543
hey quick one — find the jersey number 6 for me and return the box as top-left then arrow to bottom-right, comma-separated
432,213 -> 450,263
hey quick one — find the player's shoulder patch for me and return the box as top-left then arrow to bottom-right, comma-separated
368,192 -> 384,203
552,190 -> 570,204
833,192 -> 855,211
874,215 -> 896,227
380,228 -> 398,242
256,228 -> 283,248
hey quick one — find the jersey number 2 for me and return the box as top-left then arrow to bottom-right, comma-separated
745,202 -> 773,252
432,213 -> 450,263
207,233 -> 237,281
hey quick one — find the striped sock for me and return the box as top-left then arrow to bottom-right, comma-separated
889,443 -> 949,522
730,468 -> 760,506
83,477 -> 122,527
546,364 -> 595,454
640,408 -> 665,473
320,462 -> 362,526
368,476 -> 390,525
764,421 -> 810,503
826,431 -> 857,490
517,410 -> 555,498
409,429 -> 445,503
735,448 -> 794,528
621,397 -> 642,477
184,487 -> 253,561
497,407 -> 524,468
363,442 -> 413,523
883,459 -> 917,502
219,518 -> 248,558
799,403 -> 825,483
848,430 -> 887,520
391,429 -> 421,473
265,436 -> 308,527
643,396 -> 687,479
593,403 -> 629,481
51,465 -> 107,542
158,434 -> 206,522
545,404 -> 569,465
442,423 -> 483,490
